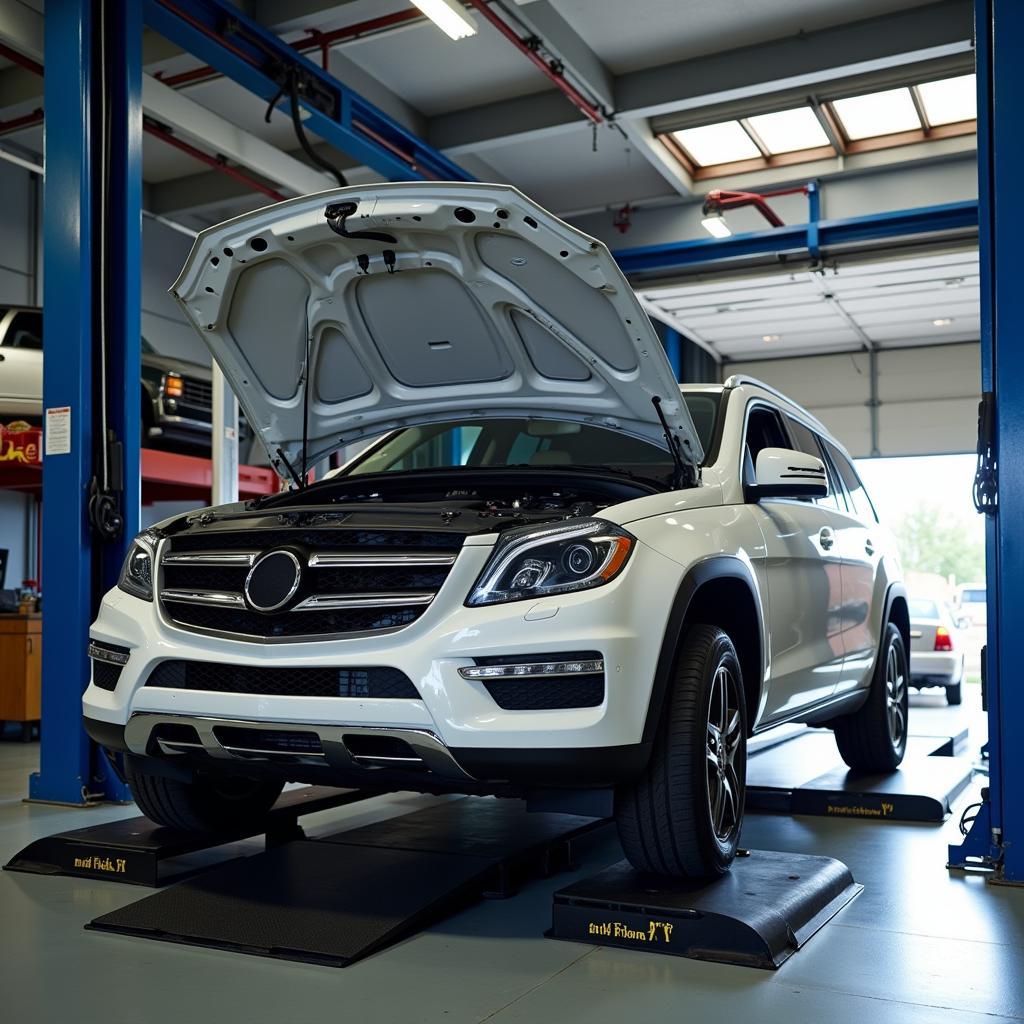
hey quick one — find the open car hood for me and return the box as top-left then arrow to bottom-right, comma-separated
171,183 -> 702,474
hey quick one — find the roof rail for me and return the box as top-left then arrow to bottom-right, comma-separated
723,374 -> 833,440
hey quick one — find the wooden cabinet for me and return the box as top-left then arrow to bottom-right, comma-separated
0,614 -> 41,725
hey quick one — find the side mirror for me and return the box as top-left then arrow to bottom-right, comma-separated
753,447 -> 828,500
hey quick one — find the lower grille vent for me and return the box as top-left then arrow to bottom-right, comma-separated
145,660 -> 420,699
213,727 -> 323,755
482,675 -> 604,710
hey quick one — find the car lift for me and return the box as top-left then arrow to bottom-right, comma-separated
14,0 -> 1010,981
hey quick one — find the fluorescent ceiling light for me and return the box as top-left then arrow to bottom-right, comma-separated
746,108 -> 830,154
831,87 -> 920,140
762,334 -> 780,343
917,74 -> 977,126
701,215 -> 732,239
673,120 -> 760,166
932,317 -> 953,327
412,0 -> 478,40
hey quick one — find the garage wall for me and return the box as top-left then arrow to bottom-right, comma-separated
0,159 -> 38,307
572,155 -> 979,250
141,218 -> 210,365
727,341 -> 981,457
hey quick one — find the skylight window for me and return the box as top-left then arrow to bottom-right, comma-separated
917,74 -> 977,126
745,107 -> 830,154
831,87 -> 921,140
672,120 -> 761,166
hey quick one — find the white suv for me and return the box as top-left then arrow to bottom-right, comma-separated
82,184 -> 909,879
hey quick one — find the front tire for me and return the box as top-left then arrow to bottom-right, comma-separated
126,760 -> 284,834
833,622 -> 909,772
615,625 -> 747,879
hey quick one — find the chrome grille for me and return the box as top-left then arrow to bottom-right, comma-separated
181,376 -> 212,409
158,531 -> 462,640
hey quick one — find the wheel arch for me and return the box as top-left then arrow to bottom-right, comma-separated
883,582 -> 911,664
641,555 -> 766,745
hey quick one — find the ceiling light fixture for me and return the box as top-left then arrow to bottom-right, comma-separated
701,214 -> 732,239
762,334 -> 780,343
412,0 -> 478,40
932,317 -> 953,326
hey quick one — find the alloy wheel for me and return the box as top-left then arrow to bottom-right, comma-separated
706,663 -> 743,843
885,641 -> 907,749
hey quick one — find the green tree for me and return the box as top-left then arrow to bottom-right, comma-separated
893,503 -> 985,584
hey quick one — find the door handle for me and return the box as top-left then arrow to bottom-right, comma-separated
819,527 -> 835,551
865,538 -> 875,556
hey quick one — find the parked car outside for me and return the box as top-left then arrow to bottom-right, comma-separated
0,305 -> 235,454
908,597 -> 965,705
952,582 -> 987,627
83,184 -> 909,880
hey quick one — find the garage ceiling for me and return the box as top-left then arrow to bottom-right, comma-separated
640,248 -> 980,362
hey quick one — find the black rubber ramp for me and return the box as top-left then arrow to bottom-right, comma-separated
88,840 -> 495,967
549,849 -> 862,968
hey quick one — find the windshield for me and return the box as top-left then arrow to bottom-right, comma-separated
909,599 -> 940,618
343,395 -> 719,481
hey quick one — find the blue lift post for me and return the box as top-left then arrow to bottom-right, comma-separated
947,0 -> 1021,882
31,0 -> 140,804
143,0 -> 473,183
30,0 -> 476,805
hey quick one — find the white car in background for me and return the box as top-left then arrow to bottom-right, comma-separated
908,597 -> 965,705
952,582 -> 987,628
82,184 -> 910,880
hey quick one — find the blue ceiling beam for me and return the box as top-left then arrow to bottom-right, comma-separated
143,0 -> 474,184
613,200 -> 979,277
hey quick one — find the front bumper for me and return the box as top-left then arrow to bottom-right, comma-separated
83,538 -> 680,783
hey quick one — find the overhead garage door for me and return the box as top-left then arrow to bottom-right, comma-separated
640,247 -> 981,457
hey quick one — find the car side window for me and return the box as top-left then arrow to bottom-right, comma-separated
783,414 -> 840,511
742,404 -> 788,488
4,311 -> 42,350
824,441 -> 878,522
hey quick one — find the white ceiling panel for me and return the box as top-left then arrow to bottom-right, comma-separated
642,247 -> 980,361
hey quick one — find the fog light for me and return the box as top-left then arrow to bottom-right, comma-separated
459,658 -> 604,681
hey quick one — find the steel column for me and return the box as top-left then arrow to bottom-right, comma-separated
663,328 -> 683,382
949,0 -> 1022,881
211,364 -> 239,506
30,0 -> 139,804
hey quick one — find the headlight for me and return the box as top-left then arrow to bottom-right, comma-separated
467,519 -> 634,607
117,532 -> 158,601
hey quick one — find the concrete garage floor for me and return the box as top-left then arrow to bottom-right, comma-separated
1,698 -> 1022,1024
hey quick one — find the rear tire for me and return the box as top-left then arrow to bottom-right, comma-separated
125,760 -> 284,834
833,622 -> 908,772
615,625 -> 747,879
946,681 -> 963,706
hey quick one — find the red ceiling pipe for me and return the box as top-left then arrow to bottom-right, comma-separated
0,108 -> 44,138
703,186 -> 811,228
463,0 -> 603,124
0,40 -> 43,76
143,119 -> 287,202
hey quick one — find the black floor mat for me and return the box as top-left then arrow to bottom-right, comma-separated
88,840 -> 494,967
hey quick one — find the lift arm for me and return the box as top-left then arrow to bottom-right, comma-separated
142,0 -> 474,183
